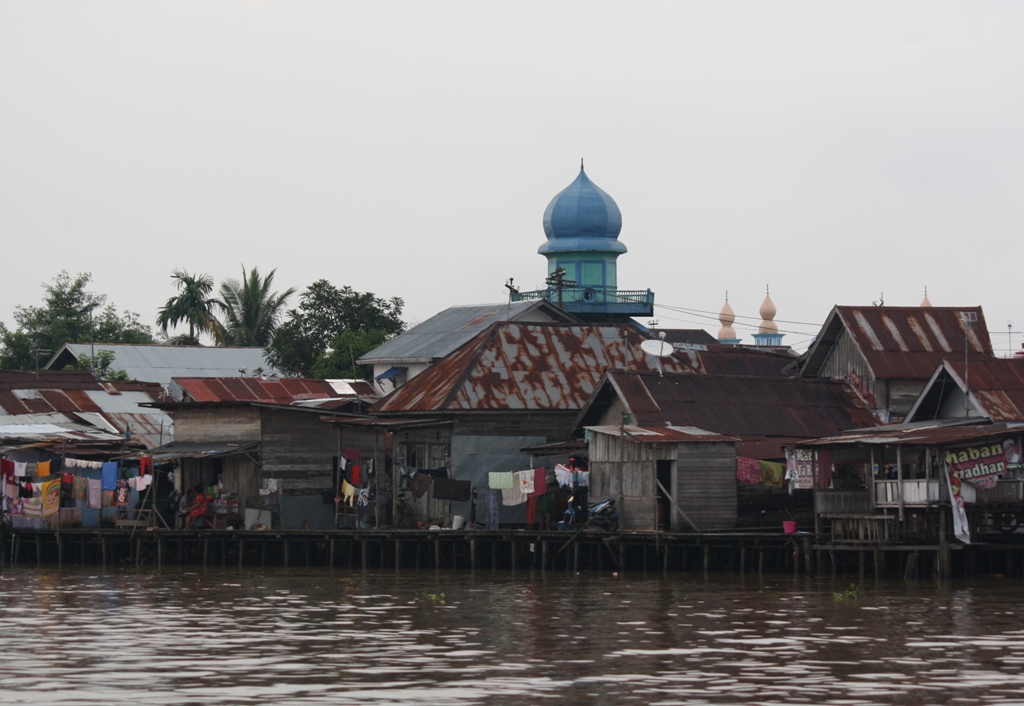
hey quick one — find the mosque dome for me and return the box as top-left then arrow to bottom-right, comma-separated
718,297 -> 737,340
921,287 -> 932,308
758,291 -> 778,334
539,164 -> 627,255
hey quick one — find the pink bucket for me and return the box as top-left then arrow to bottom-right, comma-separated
783,521 -> 797,534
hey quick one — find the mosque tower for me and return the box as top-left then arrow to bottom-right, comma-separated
512,161 -> 654,320
751,286 -> 784,347
921,287 -> 932,307
717,293 -> 741,345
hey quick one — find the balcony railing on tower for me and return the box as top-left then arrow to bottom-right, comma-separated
512,285 -> 654,317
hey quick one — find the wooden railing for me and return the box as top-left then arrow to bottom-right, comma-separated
971,479 -> 1024,505
873,479 -> 944,507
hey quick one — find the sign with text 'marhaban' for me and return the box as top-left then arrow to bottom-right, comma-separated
946,442 -> 1007,491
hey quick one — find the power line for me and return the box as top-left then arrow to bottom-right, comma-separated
655,302 -> 825,328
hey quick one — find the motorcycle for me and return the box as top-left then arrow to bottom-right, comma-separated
564,495 -> 619,532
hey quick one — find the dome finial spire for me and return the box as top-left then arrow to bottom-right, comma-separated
580,157 -> 584,172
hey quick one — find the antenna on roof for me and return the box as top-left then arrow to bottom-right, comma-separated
504,278 -> 519,321
640,331 -> 674,377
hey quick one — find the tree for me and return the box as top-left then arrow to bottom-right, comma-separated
66,350 -> 130,381
265,279 -> 405,377
156,269 -> 217,345
215,266 -> 296,347
311,330 -> 391,379
0,271 -> 153,370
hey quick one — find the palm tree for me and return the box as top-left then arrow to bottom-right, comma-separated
156,269 -> 217,345
215,266 -> 296,346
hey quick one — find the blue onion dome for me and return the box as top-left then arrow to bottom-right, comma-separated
539,164 -> 627,255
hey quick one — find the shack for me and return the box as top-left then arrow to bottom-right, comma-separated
149,377 -> 377,530
571,371 -> 878,530
585,424 -> 738,531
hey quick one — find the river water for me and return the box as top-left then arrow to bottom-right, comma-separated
2,567 -> 1024,705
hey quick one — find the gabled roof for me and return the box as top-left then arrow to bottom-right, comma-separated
907,358 -> 1024,423
575,371 -> 878,441
800,306 -> 993,381
371,322 -> 705,414
45,343 -> 278,387
171,377 -> 376,405
357,300 -> 579,365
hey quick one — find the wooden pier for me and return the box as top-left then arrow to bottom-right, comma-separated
2,526 -> 1019,578
0,527 -> 821,574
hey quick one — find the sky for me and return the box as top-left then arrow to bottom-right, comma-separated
1,2 -> 1022,355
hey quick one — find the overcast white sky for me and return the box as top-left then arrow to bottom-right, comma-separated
2,2 -> 1022,354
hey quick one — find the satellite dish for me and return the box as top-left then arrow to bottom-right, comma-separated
640,337 -> 674,377
640,339 -> 674,358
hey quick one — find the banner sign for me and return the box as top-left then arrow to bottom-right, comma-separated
944,439 -> 1013,544
785,448 -> 815,490
945,442 -> 1007,490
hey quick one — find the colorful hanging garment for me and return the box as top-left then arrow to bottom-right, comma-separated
101,462 -> 119,491
759,461 -> 784,488
736,457 -> 761,484
113,479 -> 130,506
41,479 -> 60,516
486,489 -> 501,530
517,470 -> 535,495
488,471 -> 514,490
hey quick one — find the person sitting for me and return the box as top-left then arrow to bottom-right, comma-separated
185,486 -> 209,529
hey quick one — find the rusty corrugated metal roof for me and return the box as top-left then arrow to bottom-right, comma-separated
371,322 -> 707,414
174,377 -> 354,404
802,306 -> 994,381
943,359 -> 1024,421
597,371 -> 878,440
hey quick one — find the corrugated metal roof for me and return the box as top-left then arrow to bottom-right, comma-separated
371,322 -> 706,414
0,372 -> 171,449
135,440 -> 260,461
597,372 -> 878,440
803,422 -> 1024,447
801,306 -> 994,381
173,377 -> 374,405
46,344 -> 278,387
586,424 -> 737,443
357,301 -> 577,364
944,359 -> 1024,421
650,329 -> 719,346
698,345 -> 795,377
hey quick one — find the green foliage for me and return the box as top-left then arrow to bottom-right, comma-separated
311,329 -> 391,380
66,350 -> 131,381
0,271 -> 153,370
215,266 -> 296,347
156,269 -> 217,345
266,279 -> 404,377
833,584 -> 859,602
